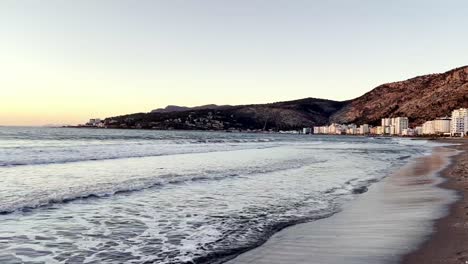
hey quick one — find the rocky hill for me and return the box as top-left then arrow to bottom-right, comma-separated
330,66 -> 468,126
105,66 -> 468,130
105,98 -> 346,131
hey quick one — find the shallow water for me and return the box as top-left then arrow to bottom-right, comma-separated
228,147 -> 458,264
0,127 -> 442,263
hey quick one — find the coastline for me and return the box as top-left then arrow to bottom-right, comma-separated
403,138 -> 468,264
225,143 -> 460,264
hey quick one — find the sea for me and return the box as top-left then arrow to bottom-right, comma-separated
0,127 -> 441,264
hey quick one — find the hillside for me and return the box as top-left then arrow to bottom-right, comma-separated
330,66 -> 468,125
105,66 -> 468,130
105,98 -> 346,130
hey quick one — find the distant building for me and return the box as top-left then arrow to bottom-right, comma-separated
328,124 -> 337,134
414,126 -> 423,136
359,124 -> 370,135
302,127 -> 312,134
381,118 -> 391,127
393,117 -> 409,135
381,118 -> 392,135
451,108 -> 468,137
380,117 -> 408,135
422,121 -> 435,135
384,126 -> 391,135
313,126 -> 330,134
345,124 -> 356,135
434,117 -> 451,135
86,118 -> 102,127
402,128 -> 414,136
322,126 -> 329,134
375,126 -> 384,135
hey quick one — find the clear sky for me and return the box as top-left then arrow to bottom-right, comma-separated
1,0 -> 467,126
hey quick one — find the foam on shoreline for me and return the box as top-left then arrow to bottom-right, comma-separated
226,146 -> 458,264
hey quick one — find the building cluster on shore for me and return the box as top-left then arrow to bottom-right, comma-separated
82,108 -> 468,137
83,118 -> 105,128
311,108 -> 468,137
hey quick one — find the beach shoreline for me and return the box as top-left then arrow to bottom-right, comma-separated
225,141 -> 459,264
403,138 -> 468,264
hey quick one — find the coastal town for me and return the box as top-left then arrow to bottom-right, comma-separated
311,108 -> 468,137
82,108 -> 468,138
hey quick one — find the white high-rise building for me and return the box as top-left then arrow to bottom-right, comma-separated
451,108 -> 468,137
380,117 -> 408,135
394,117 -> 409,135
381,118 -> 392,135
434,117 -> 451,134
384,126 -> 391,135
381,118 -> 391,127
359,124 -> 370,135
422,121 -> 435,135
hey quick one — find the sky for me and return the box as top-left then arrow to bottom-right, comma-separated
1,0 -> 468,126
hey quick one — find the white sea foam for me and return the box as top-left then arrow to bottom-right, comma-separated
0,128 -> 433,263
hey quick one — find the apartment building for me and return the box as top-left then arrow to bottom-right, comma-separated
451,108 -> 468,137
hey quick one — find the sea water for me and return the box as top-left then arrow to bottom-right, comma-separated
0,127 -> 439,263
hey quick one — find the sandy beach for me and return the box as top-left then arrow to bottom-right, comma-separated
226,141 -> 466,264
403,139 -> 468,264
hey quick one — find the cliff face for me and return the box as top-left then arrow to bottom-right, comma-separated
330,66 -> 468,126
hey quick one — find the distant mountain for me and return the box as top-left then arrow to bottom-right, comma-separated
105,98 -> 346,130
330,66 -> 468,126
151,104 -> 231,113
151,105 -> 190,113
105,66 -> 468,130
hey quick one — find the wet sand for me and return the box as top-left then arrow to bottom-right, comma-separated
226,145 -> 460,264
403,139 -> 468,264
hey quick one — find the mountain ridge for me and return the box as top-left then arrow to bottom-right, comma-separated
105,97 -> 346,130
151,104 -> 232,113
105,66 -> 468,130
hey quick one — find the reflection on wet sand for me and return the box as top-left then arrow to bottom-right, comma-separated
403,140 -> 468,264
228,147 -> 458,264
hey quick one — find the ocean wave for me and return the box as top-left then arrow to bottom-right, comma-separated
0,141 -> 280,167
0,174 -> 219,214
175,207 -> 338,264
143,177 -> 383,264
0,160 -> 314,215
